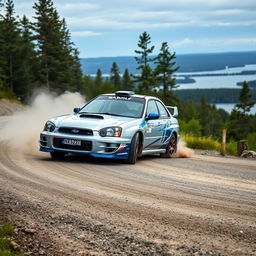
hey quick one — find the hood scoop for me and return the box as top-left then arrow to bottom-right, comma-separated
79,114 -> 104,119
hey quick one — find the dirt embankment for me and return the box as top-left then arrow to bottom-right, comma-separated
0,99 -> 23,116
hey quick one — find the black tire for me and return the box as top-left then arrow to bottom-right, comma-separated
160,134 -> 177,158
126,132 -> 140,164
50,151 -> 65,159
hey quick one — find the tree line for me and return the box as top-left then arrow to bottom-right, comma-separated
0,0 -> 255,147
0,0 -> 83,102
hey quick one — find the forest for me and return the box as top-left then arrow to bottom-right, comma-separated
0,0 -> 256,151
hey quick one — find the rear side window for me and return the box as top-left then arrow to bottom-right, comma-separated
146,100 -> 159,115
156,101 -> 169,118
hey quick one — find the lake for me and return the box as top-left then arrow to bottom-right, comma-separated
215,103 -> 256,114
176,64 -> 256,90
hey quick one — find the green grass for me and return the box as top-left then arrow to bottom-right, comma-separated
182,134 -> 221,151
0,88 -> 17,101
226,140 -> 237,156
182,134 -> 238,156
0,222 -> 23,256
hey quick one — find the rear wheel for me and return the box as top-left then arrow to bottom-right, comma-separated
160,134 -> 177,158
126,132 -> 140,164
50,151 -> 65,159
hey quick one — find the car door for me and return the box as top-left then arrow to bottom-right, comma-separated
155,100 -> 172,147
143,100 -> 163,149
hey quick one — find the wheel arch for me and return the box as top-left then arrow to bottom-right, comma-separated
171,130 -> 178,140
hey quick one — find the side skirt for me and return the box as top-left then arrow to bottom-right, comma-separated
142,148 -> 166,155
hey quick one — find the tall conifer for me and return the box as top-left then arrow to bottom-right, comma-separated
134,32 -> 155,93
154,42 -> 179,96
2,0 -> 20,92
122,69 -> 133,91
33,0 -> 83,93
110,62 -> 121,89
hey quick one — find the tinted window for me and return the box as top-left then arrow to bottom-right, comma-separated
156,101 -> 169,118
146,100 -> 159,116
80,95 -> 145,118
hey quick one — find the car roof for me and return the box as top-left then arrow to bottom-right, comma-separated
102,92 -> 160,101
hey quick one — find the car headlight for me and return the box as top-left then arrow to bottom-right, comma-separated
99,127 -> 122,137
43,121 -> 56,132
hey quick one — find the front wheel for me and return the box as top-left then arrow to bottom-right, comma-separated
160,134 -> 177,158
50,151 -> 65,159
125,132 -> 140,164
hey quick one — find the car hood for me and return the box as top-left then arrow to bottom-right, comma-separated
50,113 -> 138,130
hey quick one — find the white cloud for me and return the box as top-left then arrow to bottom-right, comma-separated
173,38 -> 194,48
172,37 -> 256,48
71,31 -> 103,37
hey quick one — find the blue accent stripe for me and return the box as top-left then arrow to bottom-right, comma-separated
144,137 -> 161,149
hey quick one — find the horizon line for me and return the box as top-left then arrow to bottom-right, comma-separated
81,50 -> 256,59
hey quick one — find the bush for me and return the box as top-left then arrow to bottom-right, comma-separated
226,140 -> 237,156
247,133 -> 256,151
182,134 -> 220,151
179,119 -> 202,136
0,87 -> 17,100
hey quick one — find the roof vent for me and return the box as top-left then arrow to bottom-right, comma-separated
115,91 -> 135,97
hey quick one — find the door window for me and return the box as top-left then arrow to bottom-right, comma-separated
156,101 -> 169,118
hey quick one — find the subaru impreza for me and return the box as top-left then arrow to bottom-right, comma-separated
39,91 -> 179,164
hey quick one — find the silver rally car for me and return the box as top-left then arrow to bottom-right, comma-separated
39,91 -> 179,164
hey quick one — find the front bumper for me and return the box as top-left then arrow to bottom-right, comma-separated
39,131 -> 131,159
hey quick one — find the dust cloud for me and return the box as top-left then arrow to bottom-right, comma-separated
175,138 -> 194,158
0,91 -> 85,153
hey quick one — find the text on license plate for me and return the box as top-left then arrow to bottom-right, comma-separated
62,138 -> 81,146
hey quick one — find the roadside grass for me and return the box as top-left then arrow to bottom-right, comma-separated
0,222 -> 23,256
0,88 -> 17,102
182,134 -> 238,156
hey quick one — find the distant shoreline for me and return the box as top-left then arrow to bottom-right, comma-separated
80,51 -> 256,75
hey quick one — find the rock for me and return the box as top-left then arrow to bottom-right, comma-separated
10,241 -> 20,249
240,150 -> 256,158
23,228 -> 36,234
78,234 -> 85,240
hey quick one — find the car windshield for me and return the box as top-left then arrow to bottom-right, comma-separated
79,95 -> 145,118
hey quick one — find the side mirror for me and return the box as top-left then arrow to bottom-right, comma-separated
146,113 -> 160,120
73,107 -> 81,113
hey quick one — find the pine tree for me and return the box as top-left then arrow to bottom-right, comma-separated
134,31 -> 155,93
2,0 -> 21,93
95,69 -> 103,88
110,62 -> 121,89
154,42 -> 179,96
33,0 -> 83,93
122,68 -> 133,91
235,81 -> 255,115
15,15 -> 38,101
70,48 -> 84,92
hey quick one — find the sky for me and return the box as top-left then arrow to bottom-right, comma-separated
9,0 -> 256,58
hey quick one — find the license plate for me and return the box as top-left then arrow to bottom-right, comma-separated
62,138 -> 81,146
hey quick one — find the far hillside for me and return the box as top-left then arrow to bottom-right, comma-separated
81,51 -> 256,75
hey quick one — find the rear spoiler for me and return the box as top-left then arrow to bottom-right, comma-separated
166,106 -> 178,117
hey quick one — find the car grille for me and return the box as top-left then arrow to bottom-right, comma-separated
53,138 -> 92,151
58,127 -> 93,136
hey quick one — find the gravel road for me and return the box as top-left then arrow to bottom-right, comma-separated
0,117 -> 255,256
